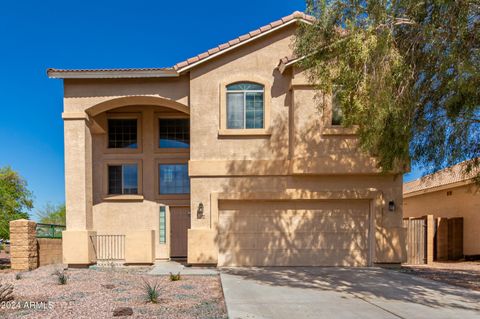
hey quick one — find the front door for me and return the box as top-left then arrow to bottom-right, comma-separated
170,206 -> 191,258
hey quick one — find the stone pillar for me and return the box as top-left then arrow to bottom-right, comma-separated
62,113 -> 96,266
9,219 -> 38,271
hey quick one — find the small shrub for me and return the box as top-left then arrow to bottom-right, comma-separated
169,272 -> 181,281
142,279 -> 160,303
15,273 -> 22,280
53,269 -> 68,285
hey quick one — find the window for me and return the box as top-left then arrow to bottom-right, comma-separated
226,82 -> 264,129
159,206 -> 166,243
108,164 -> 138,195
331,92 -> 344,126
159,118 -> 189,148
159,164 -> 190,194
108,119 -> 138,148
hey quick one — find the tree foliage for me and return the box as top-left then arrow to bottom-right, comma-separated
36,203 -> 66,225
0,166 -> 33,239
294,0 -> 479,178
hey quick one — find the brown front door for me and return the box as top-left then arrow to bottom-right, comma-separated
170,206 -> 191,258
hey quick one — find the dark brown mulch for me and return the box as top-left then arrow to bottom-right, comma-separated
400,262 -> 480,291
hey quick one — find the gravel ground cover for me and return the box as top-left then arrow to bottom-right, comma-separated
400,261 -> 480,291
0,264 -> 227,318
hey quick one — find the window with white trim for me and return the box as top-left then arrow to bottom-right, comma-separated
226,82 -> 264,129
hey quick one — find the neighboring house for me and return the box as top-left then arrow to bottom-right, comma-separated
404,162 -> 480,259
48,11 -> 404,267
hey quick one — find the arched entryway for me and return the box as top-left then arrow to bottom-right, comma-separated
88,95 -> 191,261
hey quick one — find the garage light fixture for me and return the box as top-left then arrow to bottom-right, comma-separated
388,201 -> 396,212
197,202 -> 204,219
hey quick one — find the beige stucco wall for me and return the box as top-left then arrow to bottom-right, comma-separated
60,22 -> 404,265
63,76 -> 190,114
189,175 -> 404,265
404,184 -> 480,256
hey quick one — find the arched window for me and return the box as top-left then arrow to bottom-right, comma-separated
226,82 -> 264,129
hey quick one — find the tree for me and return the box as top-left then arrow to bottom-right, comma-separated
294,0 -> 479,179
0,166 -> 33,239
36,203 -> 66,225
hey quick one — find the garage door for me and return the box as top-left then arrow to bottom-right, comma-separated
218,200 -> 371,266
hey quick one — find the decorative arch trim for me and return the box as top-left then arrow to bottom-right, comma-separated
85,95 -> 189,117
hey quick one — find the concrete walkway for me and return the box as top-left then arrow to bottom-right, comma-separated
220,267 -> 480,319
148,261 -> 218,275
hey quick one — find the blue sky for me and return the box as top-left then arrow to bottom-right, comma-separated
0,0 -> 423,218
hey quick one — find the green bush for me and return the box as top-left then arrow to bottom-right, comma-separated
142,279 -> 160,303
169,272 -> 181,281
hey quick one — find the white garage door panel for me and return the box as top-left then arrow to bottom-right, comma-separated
218,200 -> 370,267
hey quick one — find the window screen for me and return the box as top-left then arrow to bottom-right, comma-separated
108,119 -> 138,148
159,164 -> 190,194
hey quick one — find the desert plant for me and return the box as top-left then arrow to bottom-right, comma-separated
169,272 -> 181,281
0,283 -> 13,301
15,273 -> 22,280
53,269 -> 68,285
142,279 -> 160,303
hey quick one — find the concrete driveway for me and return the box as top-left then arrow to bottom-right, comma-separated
220,267 -> 480,319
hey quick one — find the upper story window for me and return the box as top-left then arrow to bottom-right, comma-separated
159,164 -> 190,194
159,118 -> 189,148
226,82 -> 264,129
108,164 -> 138,195
108,119 -> 138,148
331,92 -> 344,126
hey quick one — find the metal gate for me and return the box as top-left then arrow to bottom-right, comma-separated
90,235 -> 125,262
403,218 -> 427,264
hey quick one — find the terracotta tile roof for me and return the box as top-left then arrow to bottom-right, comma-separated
277,27 -> 349,74
48,11 -> 315,79
48,67 -> 174,73
403,161 -> 478,195
172,11 -> 315,72
47,67 -> 177,79
277,55 -> 304,73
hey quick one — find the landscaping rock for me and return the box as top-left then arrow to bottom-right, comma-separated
113,307 -> 133,317
101,284 -> 115,289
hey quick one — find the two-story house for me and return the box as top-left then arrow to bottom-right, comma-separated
48,11 -> 404,267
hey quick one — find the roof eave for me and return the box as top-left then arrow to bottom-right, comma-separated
403,178 -> 474,197
175,18 -> 313,74
47,69 -> 180,79
278,56 -> 305,74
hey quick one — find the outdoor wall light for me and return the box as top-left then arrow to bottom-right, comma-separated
388,201 -> 396,212
197,202 -> 204,219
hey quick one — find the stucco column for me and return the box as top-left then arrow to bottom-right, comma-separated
62,113 -> 96,265
63,113 -> 93,230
